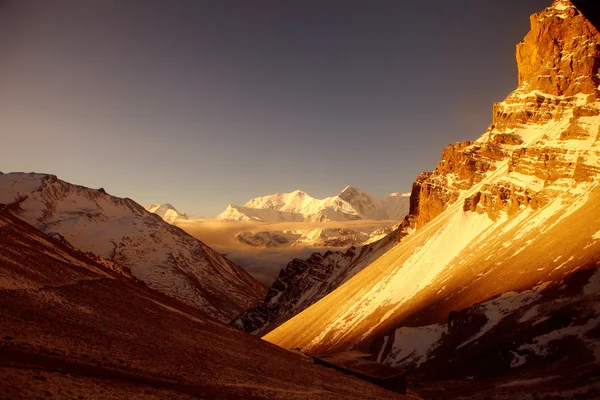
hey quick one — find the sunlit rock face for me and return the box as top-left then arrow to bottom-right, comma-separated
517,0 -> 599,96
413,0 -> 600,229
263,4 -> 600,390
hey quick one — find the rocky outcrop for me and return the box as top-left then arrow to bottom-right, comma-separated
517,0 -> 599,97
409,0 -> 600,229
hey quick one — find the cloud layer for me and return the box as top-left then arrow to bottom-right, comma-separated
177,219 -> 395,286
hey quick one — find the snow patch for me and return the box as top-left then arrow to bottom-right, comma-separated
386,324 -> 445,367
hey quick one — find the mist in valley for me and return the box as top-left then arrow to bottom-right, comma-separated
177,219 -> 398,286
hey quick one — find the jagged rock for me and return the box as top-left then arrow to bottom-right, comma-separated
490,133 -> 524,146
517,0 -> 600,97
410,0 -> 600,230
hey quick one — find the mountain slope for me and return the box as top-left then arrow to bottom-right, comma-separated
0,172 -> 265,322
144,203 -> 188,224
0,209 -> 412,399
264,0 -> 600,365
376,266 -> 600,398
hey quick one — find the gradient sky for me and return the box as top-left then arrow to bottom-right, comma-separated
0,0 -> 550,217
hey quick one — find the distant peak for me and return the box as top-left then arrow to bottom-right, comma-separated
144,203 -> 188,221
339,185 -> 365,195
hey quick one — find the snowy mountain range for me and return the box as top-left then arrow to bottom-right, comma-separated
215,186 -> 410,248
217,186 -> 411,223
260,1 -> 600,396
144,203 -> 188,224
0,172 -> 265,322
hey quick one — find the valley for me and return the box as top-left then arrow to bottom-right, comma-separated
1,0 -> 599,399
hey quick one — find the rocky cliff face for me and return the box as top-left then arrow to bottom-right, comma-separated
413,0 -> 600,229
517,0 -> 599,97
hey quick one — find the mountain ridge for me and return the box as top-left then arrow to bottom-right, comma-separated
217,186 -> 411,223
0,172 -> 265,322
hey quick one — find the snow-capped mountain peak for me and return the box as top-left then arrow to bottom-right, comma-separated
337,185 -> 383,220
144,203 -> 188,224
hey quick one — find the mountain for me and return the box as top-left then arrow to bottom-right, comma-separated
217,186 -> 411,223
144,203 -> 188,224
0,208 -> 410,399
263,0 -> 600,396
0,172 -> 265,322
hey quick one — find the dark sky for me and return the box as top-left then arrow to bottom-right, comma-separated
0,0 -> 550,216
